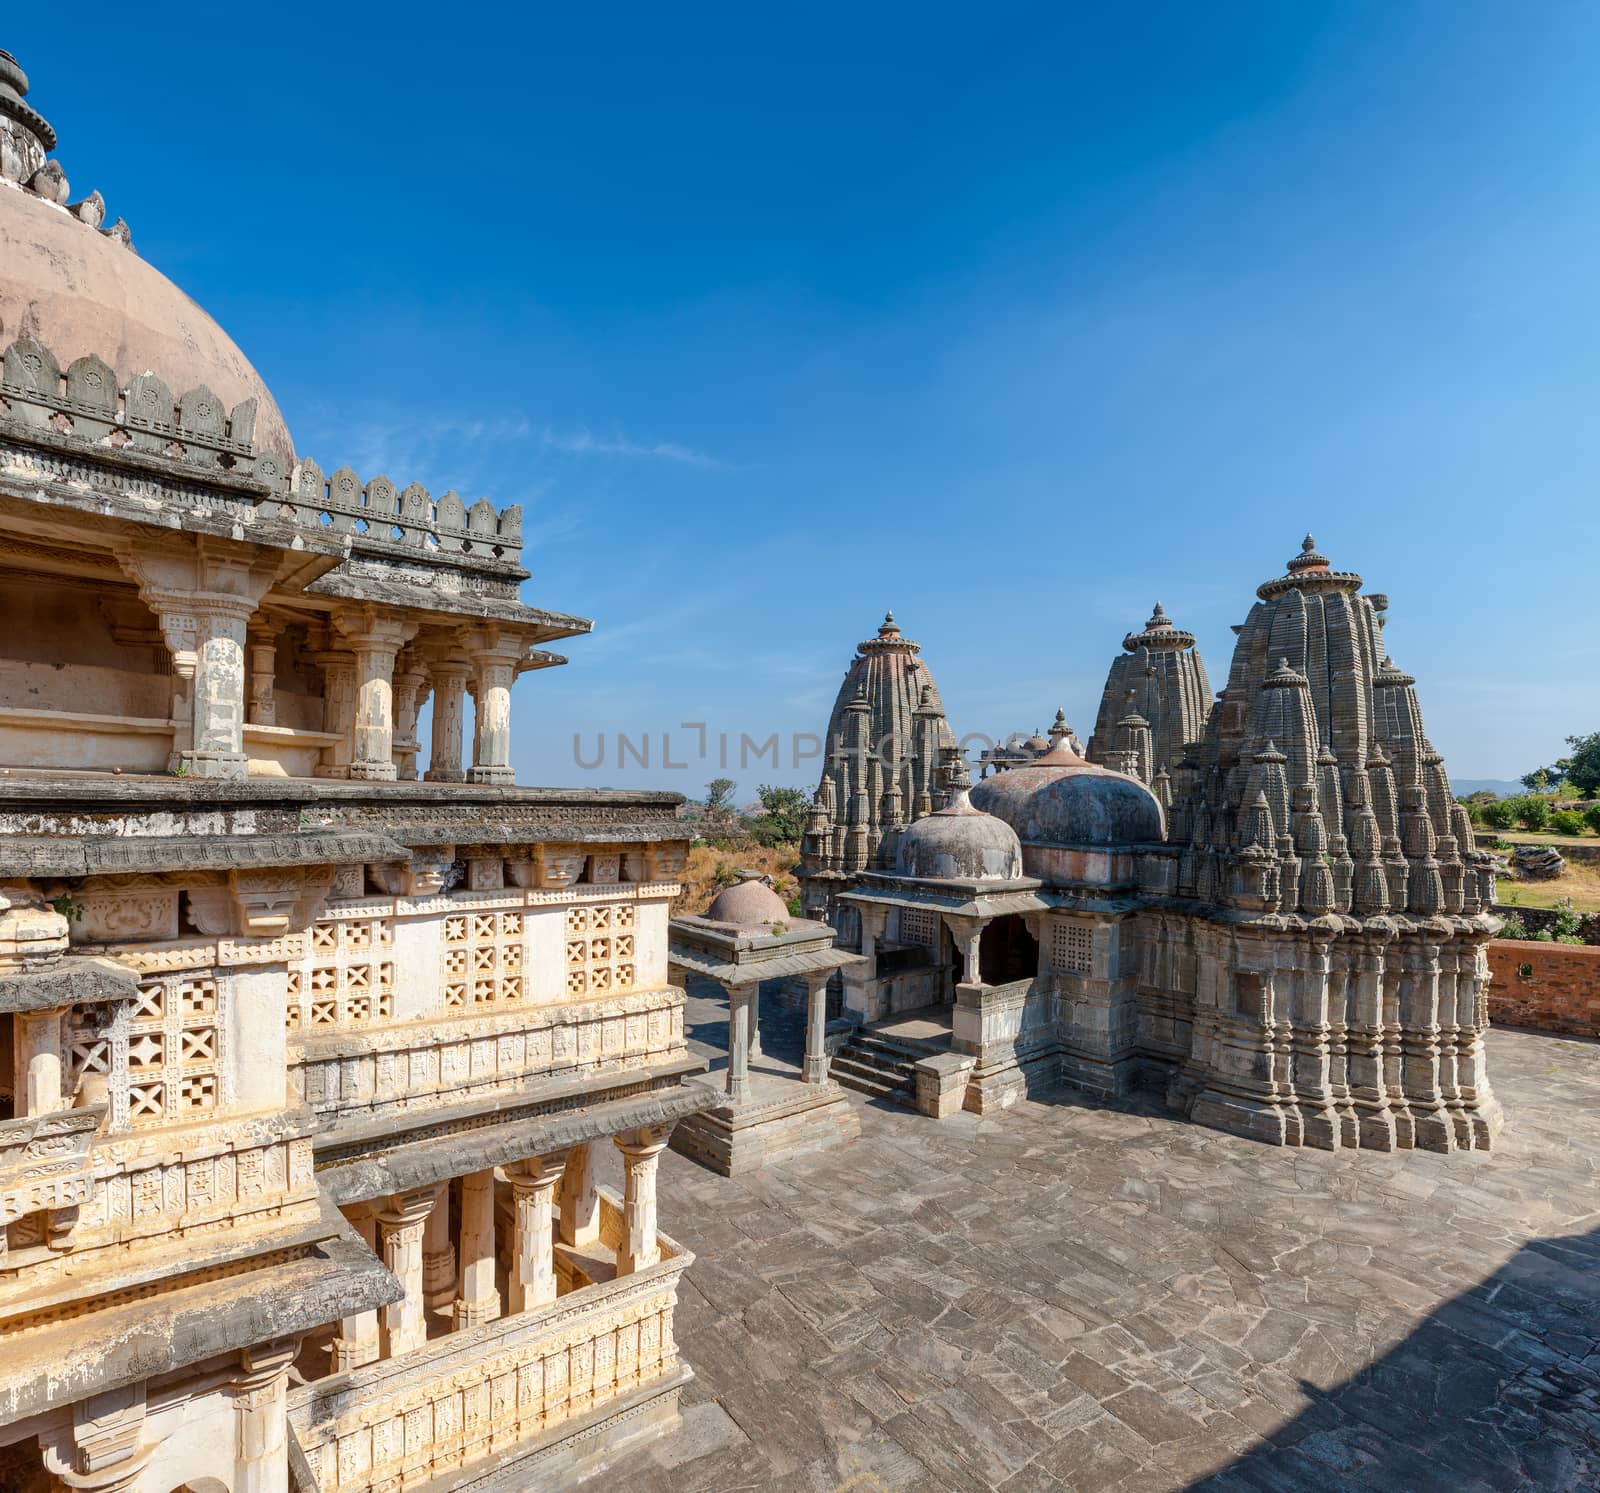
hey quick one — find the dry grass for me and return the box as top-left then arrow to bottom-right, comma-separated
674,841 -> 802,917
1496,859 -> 1600,913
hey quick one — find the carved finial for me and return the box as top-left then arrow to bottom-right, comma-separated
0,51 -> 56,185
1302,534 -> 1316,552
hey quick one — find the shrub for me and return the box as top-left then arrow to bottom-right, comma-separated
1499,911 -> 1528,939
1550,899 -> 1586,944
1586,804 -> 1600,835
1550,809 -> 1586,836
1482,799 -> 1519,830
1516,797 -> 1552,831
1462,800 -> 1484,826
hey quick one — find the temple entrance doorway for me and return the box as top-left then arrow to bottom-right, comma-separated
979,914 -> 1038,986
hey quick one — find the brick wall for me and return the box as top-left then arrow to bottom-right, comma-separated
1487,939 -> 1600,1038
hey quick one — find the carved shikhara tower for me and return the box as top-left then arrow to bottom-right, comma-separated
0,51 -> 713,1492
798,613 -> 958,935
1085,601 -> 1212,805
1143,538 -> 1504,1150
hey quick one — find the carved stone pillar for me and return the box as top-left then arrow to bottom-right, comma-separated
425,659 -> 472,783
116,538 -> 276,780
842,905 -> 888,1023
392,656 -> 431,782
246,621 -> 280,727
614,1125 -> 671,1275
466,633 -> 525,784
507,1153 -> 565,1312
334,608 -> 418,782
558,1140 -> 599,1247
376,1188 -> 435,1358
15,1008 -> 64,1115
422,1182 -> 455,1312
726,984 -> 753,1105
231,1338 -> 296,1493
331,1212 -> 381,1372
944,914 -> 985,987
803,970 -> 831,1084
453,1168 -> 501,1329
312,648 -> 357,779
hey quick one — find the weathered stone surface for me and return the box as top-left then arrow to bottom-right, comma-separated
607,1025 -> 1600,1491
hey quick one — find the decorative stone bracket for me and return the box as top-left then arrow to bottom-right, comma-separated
186,866 -> 338,938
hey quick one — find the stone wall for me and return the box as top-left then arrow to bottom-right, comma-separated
1487,938 -> 1600,1039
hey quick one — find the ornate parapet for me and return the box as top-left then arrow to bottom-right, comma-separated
0,334 -> 525,573
0,1105 -> 102,1237
288,1204 -> 690,1492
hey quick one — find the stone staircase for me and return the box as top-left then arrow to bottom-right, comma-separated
830,1028 -> 944,1108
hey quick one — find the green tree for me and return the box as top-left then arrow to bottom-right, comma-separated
1550,809 -> 1585,837
1585,804 -> 1600,836
749,784 -> 811,847
1517,797 -> 1552,831
705,778 -> 737,814
1482,799 -> 1519,831
1523,732 -> 1600,798
698,778 -> 744,844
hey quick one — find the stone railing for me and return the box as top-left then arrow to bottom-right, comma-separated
288,1209 -> 688,1492
292,988 -> 686,1121
0,334 -> 523,567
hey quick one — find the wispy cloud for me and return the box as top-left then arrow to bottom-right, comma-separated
540,426 -> 728,469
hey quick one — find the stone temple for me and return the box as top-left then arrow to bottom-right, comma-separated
0,40 -> 1534,1493
811,536 -> 1504,1152
0,52 -> 716,1490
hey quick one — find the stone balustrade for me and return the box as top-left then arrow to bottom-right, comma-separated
0,334 -> 523,570
288,1202 -> 688,1492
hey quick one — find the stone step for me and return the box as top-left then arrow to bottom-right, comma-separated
844,1032 -> 935,1065
829,1052 -> 916,1107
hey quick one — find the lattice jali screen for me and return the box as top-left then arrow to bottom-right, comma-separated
899,907 -> 939,947
287,916 -> 396,1031
441,909 -> 525,1009
1051,921 -> 1094,975
564,902 -> 636,996
69,971 -> 222,1128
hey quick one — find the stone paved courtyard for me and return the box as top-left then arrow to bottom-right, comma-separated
599,992 -> 1600,1492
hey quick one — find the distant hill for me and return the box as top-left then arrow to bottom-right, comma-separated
1452,779 -> 1523,798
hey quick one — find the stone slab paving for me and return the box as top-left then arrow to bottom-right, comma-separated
597,1025 -> 1600,1492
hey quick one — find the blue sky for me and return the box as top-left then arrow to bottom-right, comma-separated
15,4 -> 1599,795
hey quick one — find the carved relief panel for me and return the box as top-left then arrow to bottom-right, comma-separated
67,972 -> 223,1129
563,902 -> 636,997
287,915 -> 396,1032
440,909 -> 524,1008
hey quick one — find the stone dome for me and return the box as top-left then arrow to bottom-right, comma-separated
894,785 -> 1023,882
704,877 -> 791,929
970,739 -> 1164,848
0,55 -> 295,465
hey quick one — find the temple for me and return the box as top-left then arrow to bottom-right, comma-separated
0,51 -> 714,1491
813,538 -> 1504,1150
795,613 -> 959,936
1084,600 -> 1212,801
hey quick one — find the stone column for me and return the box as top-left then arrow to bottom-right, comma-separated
231,1339 -> 296,1493
246,622 -> 280,727
376,1188 -> 435,1358
425,659 -> 472,783
453,1168 -> 501,1329
466,640 -> 523,784
422,1182 -> 455,1313
14,1009 -> 63,1115
392,656 -> 431,782
507,1153 -> 565,1312
559,1141 -> 600,1247
803,970 -> 831,1084
614,1125 -> 671,1275
312,648 -> 358,779
748,983 -> 764,1065
333,608 -> 418,782
116,538 -> 278,780
944,914 -> 985,987
726,984 -> 753,1105
331,1213 -> 381,1371
842,905 -> 887,1023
